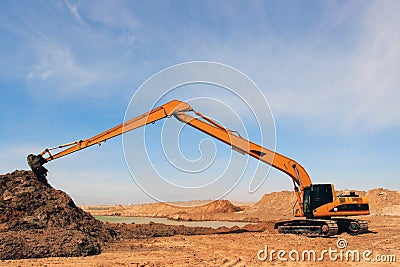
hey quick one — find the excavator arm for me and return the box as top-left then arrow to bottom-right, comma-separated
28,100 -> 191,177
28,99 -> 311,215
34,100 -> 191,162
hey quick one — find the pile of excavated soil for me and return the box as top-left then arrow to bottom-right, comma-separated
0,170 -> 115,260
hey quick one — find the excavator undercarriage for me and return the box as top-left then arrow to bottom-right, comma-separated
274,218 -> 368,237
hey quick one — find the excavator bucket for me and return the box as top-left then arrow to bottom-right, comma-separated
27,154 -> 49,184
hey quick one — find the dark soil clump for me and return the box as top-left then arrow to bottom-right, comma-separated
0,170 -> 115,260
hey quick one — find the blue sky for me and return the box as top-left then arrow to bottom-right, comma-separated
0,0 -> 399,204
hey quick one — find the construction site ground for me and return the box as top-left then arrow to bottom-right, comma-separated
1,171 -> 399,266
2,216 -> 399,266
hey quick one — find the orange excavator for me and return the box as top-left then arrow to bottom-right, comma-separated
28,100 -> 369,236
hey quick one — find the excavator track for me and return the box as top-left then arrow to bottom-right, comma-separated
334,218 -> 368,235
274,219 -> 339,237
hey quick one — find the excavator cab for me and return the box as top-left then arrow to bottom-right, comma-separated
303,184 -> 334,218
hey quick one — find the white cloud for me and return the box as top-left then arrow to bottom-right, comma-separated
180,1 -> 400,133
0,1 -> 143,99
26,41 -> 98,93
346,1 -> 400,128
63,0 -> 87,26
84,0 -> 140,30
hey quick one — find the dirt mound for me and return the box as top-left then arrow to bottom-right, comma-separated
194,200 -> 242,213
167,200 -> 243,221
242,191 -> 296,221
0,170 -> 115,260
366,188 -> 400,215
91,200 -> 242,219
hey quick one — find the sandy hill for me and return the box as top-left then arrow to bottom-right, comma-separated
241,191 -> 297,221
366,188 -> 400,216
90,199 -> 242,219
242,188 -> 400,220
83,188 -> 400,221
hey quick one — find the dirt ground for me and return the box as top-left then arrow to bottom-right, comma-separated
2,215 -> 398,266
1,171 -> 399,266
